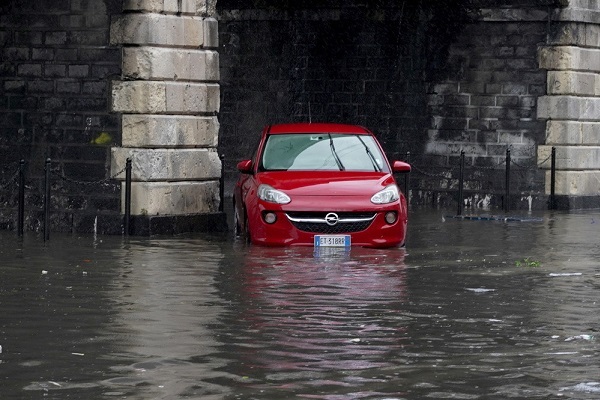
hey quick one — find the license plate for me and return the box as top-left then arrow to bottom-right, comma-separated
314,235 -> 351,248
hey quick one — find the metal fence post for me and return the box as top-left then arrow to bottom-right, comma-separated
504,148 -> 511,213
18,159 -> 25,236
219,154 -> 225,212
457,151 -> 465,216
404,151 -> 410,207
550,146 -> 556,210
43,158 -> 51,241
124,158 -> 132,236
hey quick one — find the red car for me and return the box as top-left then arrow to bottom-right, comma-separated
233,123 -> 411,248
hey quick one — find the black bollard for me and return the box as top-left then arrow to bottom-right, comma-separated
18,159 -> 25,236
44,158 -> 51,241
504,149 -> 511,213
404,151 -> 410,207
550,147 -> 556,210
219,154 -> 225,212
457,151 -> 465,216
124,158 -> 132,236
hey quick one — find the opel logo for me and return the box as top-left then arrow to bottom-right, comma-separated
325,212 -> 339,226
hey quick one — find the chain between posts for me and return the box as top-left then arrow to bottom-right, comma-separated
0,158 -> 132,239
50,165 -> 127,186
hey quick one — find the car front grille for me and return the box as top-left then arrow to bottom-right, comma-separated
285,212 -> 376,234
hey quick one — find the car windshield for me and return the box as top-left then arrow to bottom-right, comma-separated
260,133 -> 388,172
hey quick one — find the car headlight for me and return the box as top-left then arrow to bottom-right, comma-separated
257,184 -> 291,204
371,185 -> 400,204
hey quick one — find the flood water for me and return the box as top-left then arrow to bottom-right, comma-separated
1,209 -> 600,399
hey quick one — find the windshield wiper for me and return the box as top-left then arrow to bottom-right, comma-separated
328,134 -> 345,171
357,136 -> 381,172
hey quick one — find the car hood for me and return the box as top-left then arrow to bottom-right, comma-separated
256,171 -> 397,196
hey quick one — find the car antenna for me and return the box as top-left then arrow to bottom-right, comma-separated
308,101 -> 312,124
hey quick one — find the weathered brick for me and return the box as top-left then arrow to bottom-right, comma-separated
67,97 -> 107,111
28,80 -> 55,93
55,48 -> 78,61
57,80 -> 81,94
18,64 -> 42,77
15,31 -> 43,45
68,64 -> 89,78
45,31 -> 68,45
80,48 -> 120,63
82,81 -> 107,95
32,48 -> 54,61
91,65 -> 121,79
4,80 -> 26,92
44,97 -> 67,110
496,95 -> 519,107
70,30 -> 108,46
4,47 -> 30,61
44,64 -> 66,78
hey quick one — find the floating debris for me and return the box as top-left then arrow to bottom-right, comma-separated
564,335 -> 594,342
465,288 -> 496,293
560,382 -> 600,393
446,214 -> 543,222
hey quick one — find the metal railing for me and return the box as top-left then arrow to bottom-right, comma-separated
1,155 -> 229,239
0,150 -> 558,237
396,147 -> 556,214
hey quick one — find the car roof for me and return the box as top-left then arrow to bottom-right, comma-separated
267,123 -> 371,135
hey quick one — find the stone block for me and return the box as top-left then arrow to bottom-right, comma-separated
122,181 -> 220,215
547,70 -> 599,96
123,0 -> 216,16
538,144 -> 600,170
111,14 -> 217,48
111,148 -> 221,181
111,81 -> 219,114
553,7 -> 600,25
545,120 -> 600,145
537,95 -> 600,120
480,8 -> 548,22
548,22 -> 600,47
539,46 -> 600,72
545,120 -> 582,145
122,47 -> 219,81
544,170 -> 600,195
121,114 -> 219,147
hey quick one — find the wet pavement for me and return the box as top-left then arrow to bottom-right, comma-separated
1,208 -> 600,399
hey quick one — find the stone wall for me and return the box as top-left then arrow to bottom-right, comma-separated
216,2 -> 558,210
422,6 -> 550,210
109,1 -> 224,234
0,0 -> 123,233
537,0 -> 600,208
0,0 -> 225,235
217,5 -> 432,192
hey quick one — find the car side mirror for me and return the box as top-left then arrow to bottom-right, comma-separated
237,159 -> 253,174
392,160 -> 411,173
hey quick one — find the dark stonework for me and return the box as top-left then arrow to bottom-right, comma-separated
127,213 -> 229,236
0,0 -> 593,237
0,0 -> 124,233
216,2 -> 560,211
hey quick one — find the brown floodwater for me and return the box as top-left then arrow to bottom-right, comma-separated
1,209 -> 599,399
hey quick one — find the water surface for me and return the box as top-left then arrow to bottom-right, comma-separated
1,209 -> 599,399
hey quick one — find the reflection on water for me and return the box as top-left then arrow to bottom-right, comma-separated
0,210 -> 599,399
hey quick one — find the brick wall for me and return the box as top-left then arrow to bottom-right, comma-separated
420,6 -> 550,209
217,6 -> 432,191
0,0 -> 122,233
217,3 -> 554,210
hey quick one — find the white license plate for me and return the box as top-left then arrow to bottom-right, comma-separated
314,235 -> 351,248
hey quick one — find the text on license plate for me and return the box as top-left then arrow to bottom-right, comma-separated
314,235 -> 351,247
